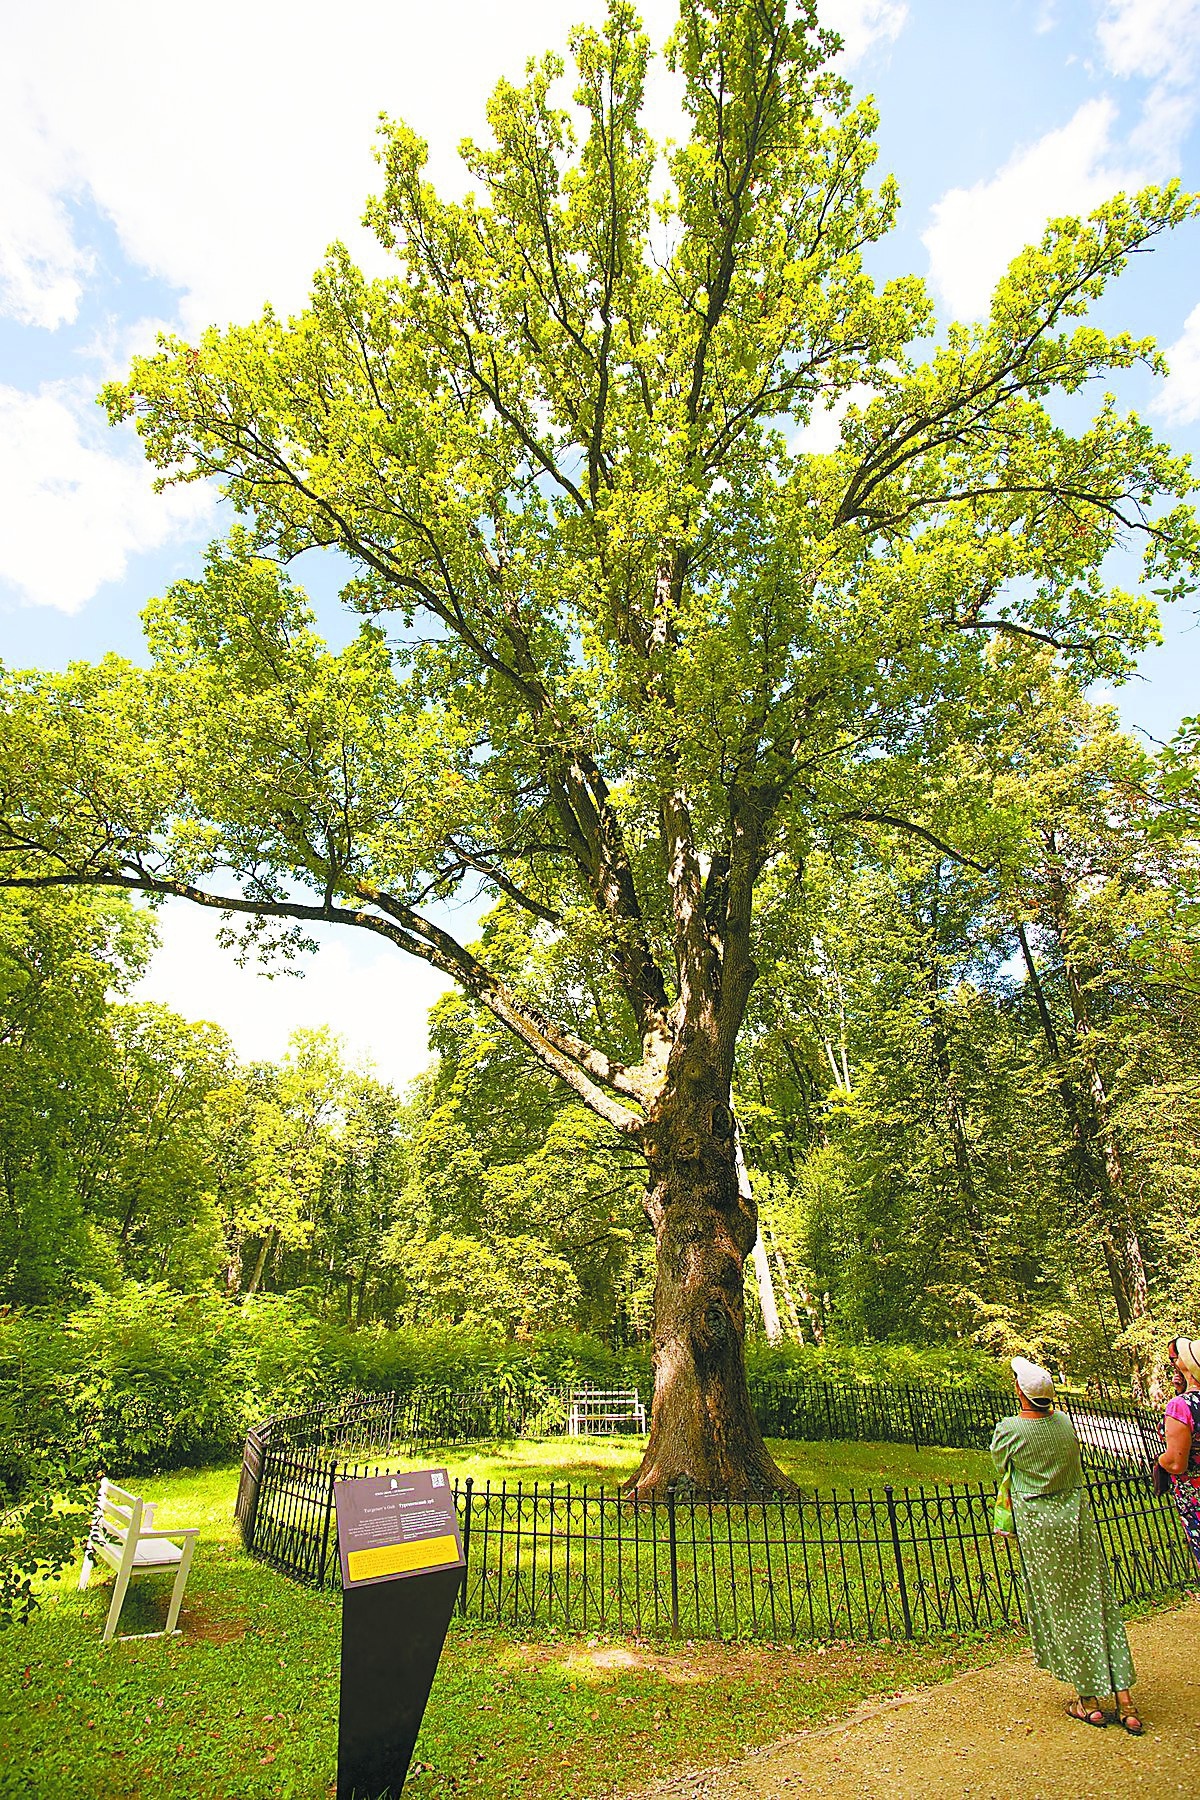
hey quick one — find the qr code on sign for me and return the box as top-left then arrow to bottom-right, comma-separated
431,1472 -> 445,1488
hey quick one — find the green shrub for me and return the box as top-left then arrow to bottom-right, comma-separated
0,1288 -> 655,1474
0,1284 -> 1012,1491
744,1339 -> 1012,1389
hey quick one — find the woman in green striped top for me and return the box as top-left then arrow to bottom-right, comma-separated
991,1357 -> 1140,1734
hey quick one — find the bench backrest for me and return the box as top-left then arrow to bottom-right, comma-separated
568,1389 -> 647,1435
88,1478 -> 146,1559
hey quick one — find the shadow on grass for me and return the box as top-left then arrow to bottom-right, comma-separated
0,1537 -> 1020,1800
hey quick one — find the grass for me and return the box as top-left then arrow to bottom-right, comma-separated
0,1457 -> 1020,1800
398,1435 -> 997,1491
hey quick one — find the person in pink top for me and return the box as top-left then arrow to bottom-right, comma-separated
1153,1336 -> 1200,1575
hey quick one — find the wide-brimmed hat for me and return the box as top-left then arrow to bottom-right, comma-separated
1010,1357 -> 1056,1404
1173,1337 -> 1200,1382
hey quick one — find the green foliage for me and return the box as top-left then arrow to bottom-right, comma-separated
0,1476 -> 90,1630
0,1284 -> 651,1479
390,1233 -> 583,1336
1,3 -> 1197,1480
736,685 -> 1200,1381
388,987 -> 651,1338
0,889 -> 251,1308
0,891 -> 156,1302
2,0 -> 1196,1181
741,1337 -> 1011,1389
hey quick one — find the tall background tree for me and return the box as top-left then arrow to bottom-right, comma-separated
1,0 -> 1197,1491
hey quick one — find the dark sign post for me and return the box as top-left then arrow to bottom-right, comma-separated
333,1468 -> 465,1800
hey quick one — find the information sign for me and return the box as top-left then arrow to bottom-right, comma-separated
334,1468 -> 464,1588
333,1469 -> 465,1800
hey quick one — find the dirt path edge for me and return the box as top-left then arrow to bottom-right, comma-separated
623,1596 -> 1200,1800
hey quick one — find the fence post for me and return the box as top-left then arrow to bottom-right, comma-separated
240,1430 -> 266,1553
667,1489 -> 680,1637
317,1461 -> 337,1584
884,1485 -> 913,1640
908,1389 -> 921,1452
459,1476 -> 473,1616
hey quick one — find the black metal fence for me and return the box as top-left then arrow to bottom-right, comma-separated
232,1378 -> 1194,1643
236,1376 -> 1165,1464
239,1451 -> 1193,1642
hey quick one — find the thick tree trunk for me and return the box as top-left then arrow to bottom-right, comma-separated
626,1069 -> 796,1498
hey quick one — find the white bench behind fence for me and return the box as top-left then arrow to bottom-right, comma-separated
567,1387 -> 648,1436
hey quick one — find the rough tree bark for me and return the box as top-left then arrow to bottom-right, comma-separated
626,1059 -> 796,1498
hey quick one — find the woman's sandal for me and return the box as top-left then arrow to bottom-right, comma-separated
1118,1711 -> 1143,1736
1067,1700 -> 1107,1727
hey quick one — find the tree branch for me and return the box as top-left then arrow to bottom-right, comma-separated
2,865 -> 646,1135
840,810 -> 992,874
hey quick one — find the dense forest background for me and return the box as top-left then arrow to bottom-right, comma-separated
4,679 -> 1198,1398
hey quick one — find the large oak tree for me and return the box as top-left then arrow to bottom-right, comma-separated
1,1 -> 1197,1493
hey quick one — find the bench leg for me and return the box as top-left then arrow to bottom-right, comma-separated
164,1539 -> 196,1636
77,1545 -> 95,1592
102,1563 -> 134,1645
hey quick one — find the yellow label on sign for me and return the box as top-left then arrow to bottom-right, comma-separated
346,1534 -> 460,1583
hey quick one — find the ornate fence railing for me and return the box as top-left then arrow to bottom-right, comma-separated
240,1452 -> 1192,1641
237,1376 -> 1164,1462
233,1377 -> 1192,1642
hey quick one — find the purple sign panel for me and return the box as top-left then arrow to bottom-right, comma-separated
333,1468 -> 464,1591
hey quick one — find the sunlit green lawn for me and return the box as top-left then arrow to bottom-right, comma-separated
0,1449 -> 1013,1799
435,1435 -> 996,1491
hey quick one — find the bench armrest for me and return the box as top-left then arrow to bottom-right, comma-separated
136,1528 -> 200,1542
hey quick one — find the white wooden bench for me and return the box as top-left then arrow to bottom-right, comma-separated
77,1478 -> 199,1644
567,1387 -> 648,1436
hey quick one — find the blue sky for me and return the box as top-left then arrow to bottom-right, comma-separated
2,0 -> 1199,1083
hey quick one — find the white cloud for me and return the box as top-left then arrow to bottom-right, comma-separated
820,1 -> 908,62
792,384 -> 876,453
1097,0 -> 1200,81
0,67 -> 93,329
133,901 -> 452,1091
1155,298 -> 1200,421
0,382 -> 213,613
922,1 -> 1200,322
923,99 -> 1131,319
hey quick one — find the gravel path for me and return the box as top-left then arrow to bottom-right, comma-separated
629,1597 -> 1200,1800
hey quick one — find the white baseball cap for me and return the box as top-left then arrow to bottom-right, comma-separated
1011,1357 -> 1056,1403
